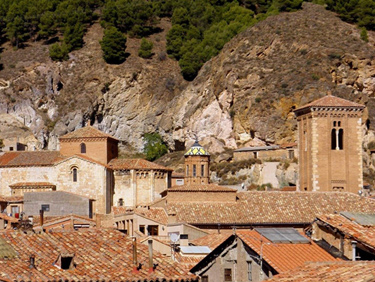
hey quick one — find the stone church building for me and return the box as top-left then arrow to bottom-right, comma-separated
0,126 -> 172,216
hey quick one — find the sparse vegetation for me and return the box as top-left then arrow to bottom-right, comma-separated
138,38 -> 153,59
360,27 -> 369,42
210,159 -> 262,178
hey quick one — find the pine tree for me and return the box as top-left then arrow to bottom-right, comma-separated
100,26 -> 127,64
138,38 -> 153,58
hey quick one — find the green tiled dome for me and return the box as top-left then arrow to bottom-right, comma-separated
185,140 -> 209,156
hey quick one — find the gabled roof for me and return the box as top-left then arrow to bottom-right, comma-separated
0,151 -> 65,167
114,207 -> 169,225
237,230 -> 337,273
0,196 -> 24,203
191,232 -> 233,250
108,158 -> 173,171
316,213 -> 375,251
164,191 -> 375,225
0,229 -> 197,281
266,261 -> 375,282
168,184 -> 236,193
295,95 -> 364,114
59,126 -> 118,141
32,214 -> 96,229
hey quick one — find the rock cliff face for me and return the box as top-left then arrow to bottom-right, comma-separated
1,3 -> 375,161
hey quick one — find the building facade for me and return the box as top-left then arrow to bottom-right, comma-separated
294,95 -> 364,193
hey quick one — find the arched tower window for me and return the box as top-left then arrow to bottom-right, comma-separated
186,165 -> 189,176
331,129 -> 336,150
338,129 -> 343,150
331,121 -> 343,150
80,143 -> 86,154
72,168 -> 78,182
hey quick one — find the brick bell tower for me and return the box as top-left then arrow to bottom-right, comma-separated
184,140 -> 210,185
294,95 -> 364,193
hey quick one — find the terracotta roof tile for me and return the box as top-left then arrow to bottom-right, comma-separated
59,126 -> 118,140
0,213 -> 18,223
295,95 -> 364,112
237,230 -> 337,273
109,158 -> 173,171
316,213 -> 375,251
168,184 -> 237,192
114,207 -> 168,225
32,214 -> 96,228
267,261 -> 375,282
164,191 -> 375,225
191,233 -> 233,250
0,196 -> 23,203
0,229 -> 197,281
0,151 -> 65,167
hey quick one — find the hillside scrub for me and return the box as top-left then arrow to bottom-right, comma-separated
211,158 -> 262,178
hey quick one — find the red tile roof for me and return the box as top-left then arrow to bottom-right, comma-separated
295,95 -> 364,112
168,184 -> 236,192
32,214 -> 96,228
0,229 -> 197,281
109,158 -> 173,171
0,196 -> 23,203
316,213 -> 375,251
163,191 -> 375,225
267,261 -> 375,282
0,151 -> 65,167
59,126 -> 118,140
114,207 -> 169,225
237,230 -> 338,273
191,232 -> 233,250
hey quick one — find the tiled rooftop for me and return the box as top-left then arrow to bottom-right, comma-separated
164,191 -> 375,225
109,158 -> 173,171
191,232 -> 233,250
32,214 -> 96,228
0,229 -> 197,281
295,95 -> 364,112
114,207 -> 168,225
237,230 -> 337,273
267,261 -> 375,282
0,196 -> 24,203
168,184 -> 237,192
0,213 -> 18,223
59,126 -> 117,140
0,151 -> 65,167
316,213 -> 375,250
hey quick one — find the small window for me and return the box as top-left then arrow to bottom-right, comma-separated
186,165 -> 189,176
333,121 -> 336,127
9,147 -> 13,151
288,150 -> 294,160
61,256 -> 73,270
176,179 -> 184,185
248,262 -> 252,281
202,276 -> 209,282
80,143 -> 86,154
118,198 -> 124,206
224,268 -> 232,281
139,225 -> 145,234
41,204 -> 50,212
72,168 -> 78,182
201,164 -> 205,177
193,165 -> 196,177
338,121 -> 341,127
148,225 -> 158,236
253,152 -> 258,159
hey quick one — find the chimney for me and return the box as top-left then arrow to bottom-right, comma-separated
148,239 -> 154,273
132,237 -> 139,273
351,241 -> 357,261
39,209 -> 44,229
180,234 -> 189,246
29,254 -> 36,269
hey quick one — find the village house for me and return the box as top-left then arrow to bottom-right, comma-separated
190,229 -> 337,282
266,261 -> 375,282
0,126 -> 172,216
233,143 -> 297,162
0,228 -> 197,281
312,212 -> 375,260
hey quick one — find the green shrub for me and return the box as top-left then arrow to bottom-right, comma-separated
49,42 -> 69,61
138,38 -> 153,59
360,27 -> 369,42
143,133 -> 168,161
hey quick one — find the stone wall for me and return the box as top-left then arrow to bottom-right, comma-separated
234,149 -> 296,161
55,157 -> 109,215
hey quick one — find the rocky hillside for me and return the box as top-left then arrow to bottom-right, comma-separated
1,3 -> 375,165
